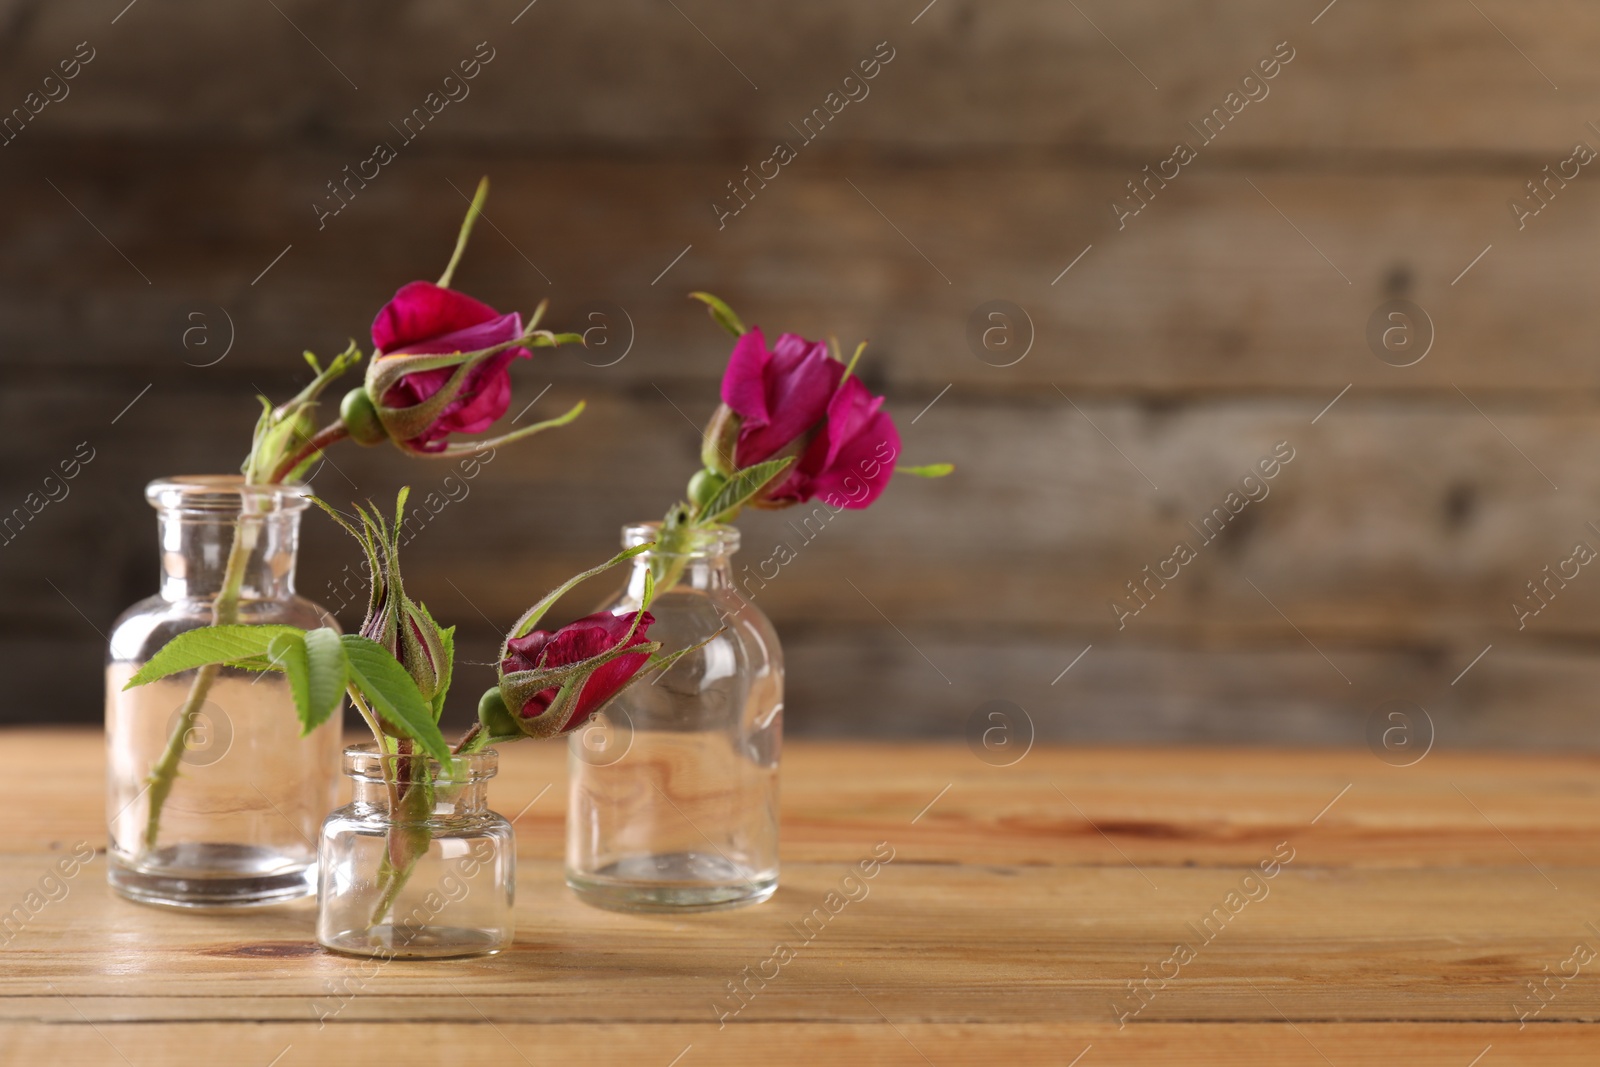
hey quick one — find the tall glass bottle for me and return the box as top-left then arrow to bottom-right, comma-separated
105,476 -> 341,907
566,522 -> 782,911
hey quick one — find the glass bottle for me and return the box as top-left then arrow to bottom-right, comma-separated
105,476 -> 341,907
566,522 -> 782,911
317,746 -> 514,959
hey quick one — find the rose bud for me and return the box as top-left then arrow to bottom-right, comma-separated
495,611 -> 657,739
341,281 -> 583,457
314,490 -> 453,718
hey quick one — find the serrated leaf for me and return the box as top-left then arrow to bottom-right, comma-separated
268,630 -> 312,730
270,627 -> 348,734
689,291 -> 746,337
900,463 -> 954,478
302,627 -> 347,734
696,456 -> 794,524
340,634 -> 451,762
125,625 -> 304,689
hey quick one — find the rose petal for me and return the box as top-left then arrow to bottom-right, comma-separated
728,333 -> 841,467
503,629 -> 554,674
506,611 -> 655,724
805,407 -> 899,509
372,281 -> 503,353
388,312 -> 524,357
720,327 -> 773,423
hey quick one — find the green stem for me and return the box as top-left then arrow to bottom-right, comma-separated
649,516 -> 695,595
369,738 -> 431,932
451,723 -> 483,756
269,421 -> 349,484
348,686 -> 385,749
139,493 -> 260,853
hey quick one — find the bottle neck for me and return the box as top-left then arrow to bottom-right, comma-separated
348,777 -> 492,819
157,507 -> 301,603
619,521 -> 741,600
625,549 -> 737,599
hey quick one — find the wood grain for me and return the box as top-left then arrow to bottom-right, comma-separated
8,0 -> 1600,154
4,730 -> 1600,1062
3,146 -> 1598,392
2,0 -> 1597,746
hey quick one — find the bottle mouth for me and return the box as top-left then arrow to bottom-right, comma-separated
146,475 -> 312,515
622,521 -> 739,558
342,743 -> 498,784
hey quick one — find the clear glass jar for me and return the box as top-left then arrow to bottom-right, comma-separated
105,476 -> 341,907
566,522 -> 783,911
318,746 -> 514,959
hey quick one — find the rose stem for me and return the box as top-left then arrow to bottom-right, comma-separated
140,489 -> 260,852
269,422 -> 350,484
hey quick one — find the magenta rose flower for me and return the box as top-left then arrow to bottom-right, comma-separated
773,375 -> 900,509
713,325 -> 899,509
500,610 -> 656,731
369,281 -> 531,453
721,327 -> 842,468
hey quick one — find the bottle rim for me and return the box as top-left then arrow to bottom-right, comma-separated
341,743 -> 498,784
622,520 -> 739,557
146,475 -> 312,515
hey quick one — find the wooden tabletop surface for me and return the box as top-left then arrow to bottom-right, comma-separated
4,728 -> 1600,1064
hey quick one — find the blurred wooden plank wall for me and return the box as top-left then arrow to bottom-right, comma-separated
3,0 -> 1599,747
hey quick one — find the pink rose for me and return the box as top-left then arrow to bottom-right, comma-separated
370,281 -> 531,453
717,326 -> 899,509
501,611 -> 656,732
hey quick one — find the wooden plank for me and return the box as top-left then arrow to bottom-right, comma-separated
4,812 -> 1600,1021
9,382 -> 1600,637
7,733 -> 1600,1057
2,146 -> 1599,392
1,1022 -> 1595,1067
11,378 -> 1600,738
11,729 -> 1600,867
9,0 -> 1600,154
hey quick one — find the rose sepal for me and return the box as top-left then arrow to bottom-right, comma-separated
497,543 -> 655,654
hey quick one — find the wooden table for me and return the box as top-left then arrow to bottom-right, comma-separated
4,728 -> 1600,1064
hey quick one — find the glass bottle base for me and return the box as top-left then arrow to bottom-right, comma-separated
567,852 -> 778,912
108,844 -> 316,908
317,925 -> 509,959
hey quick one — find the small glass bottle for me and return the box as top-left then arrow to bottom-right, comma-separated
106,476 -> 341,907
318,746 -> 514,959
566,522 -> 783,911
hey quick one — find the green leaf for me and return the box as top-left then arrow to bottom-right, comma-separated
270,628 -> 346,735
268,631 -> 311,728
302,627 -> 347,734
695,456 -> 794,525
339,634 -> 451,762
503,543 -> 653,645
124,625 -> 304,689
900,463 -> 954,478
689,292 -> 747,337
